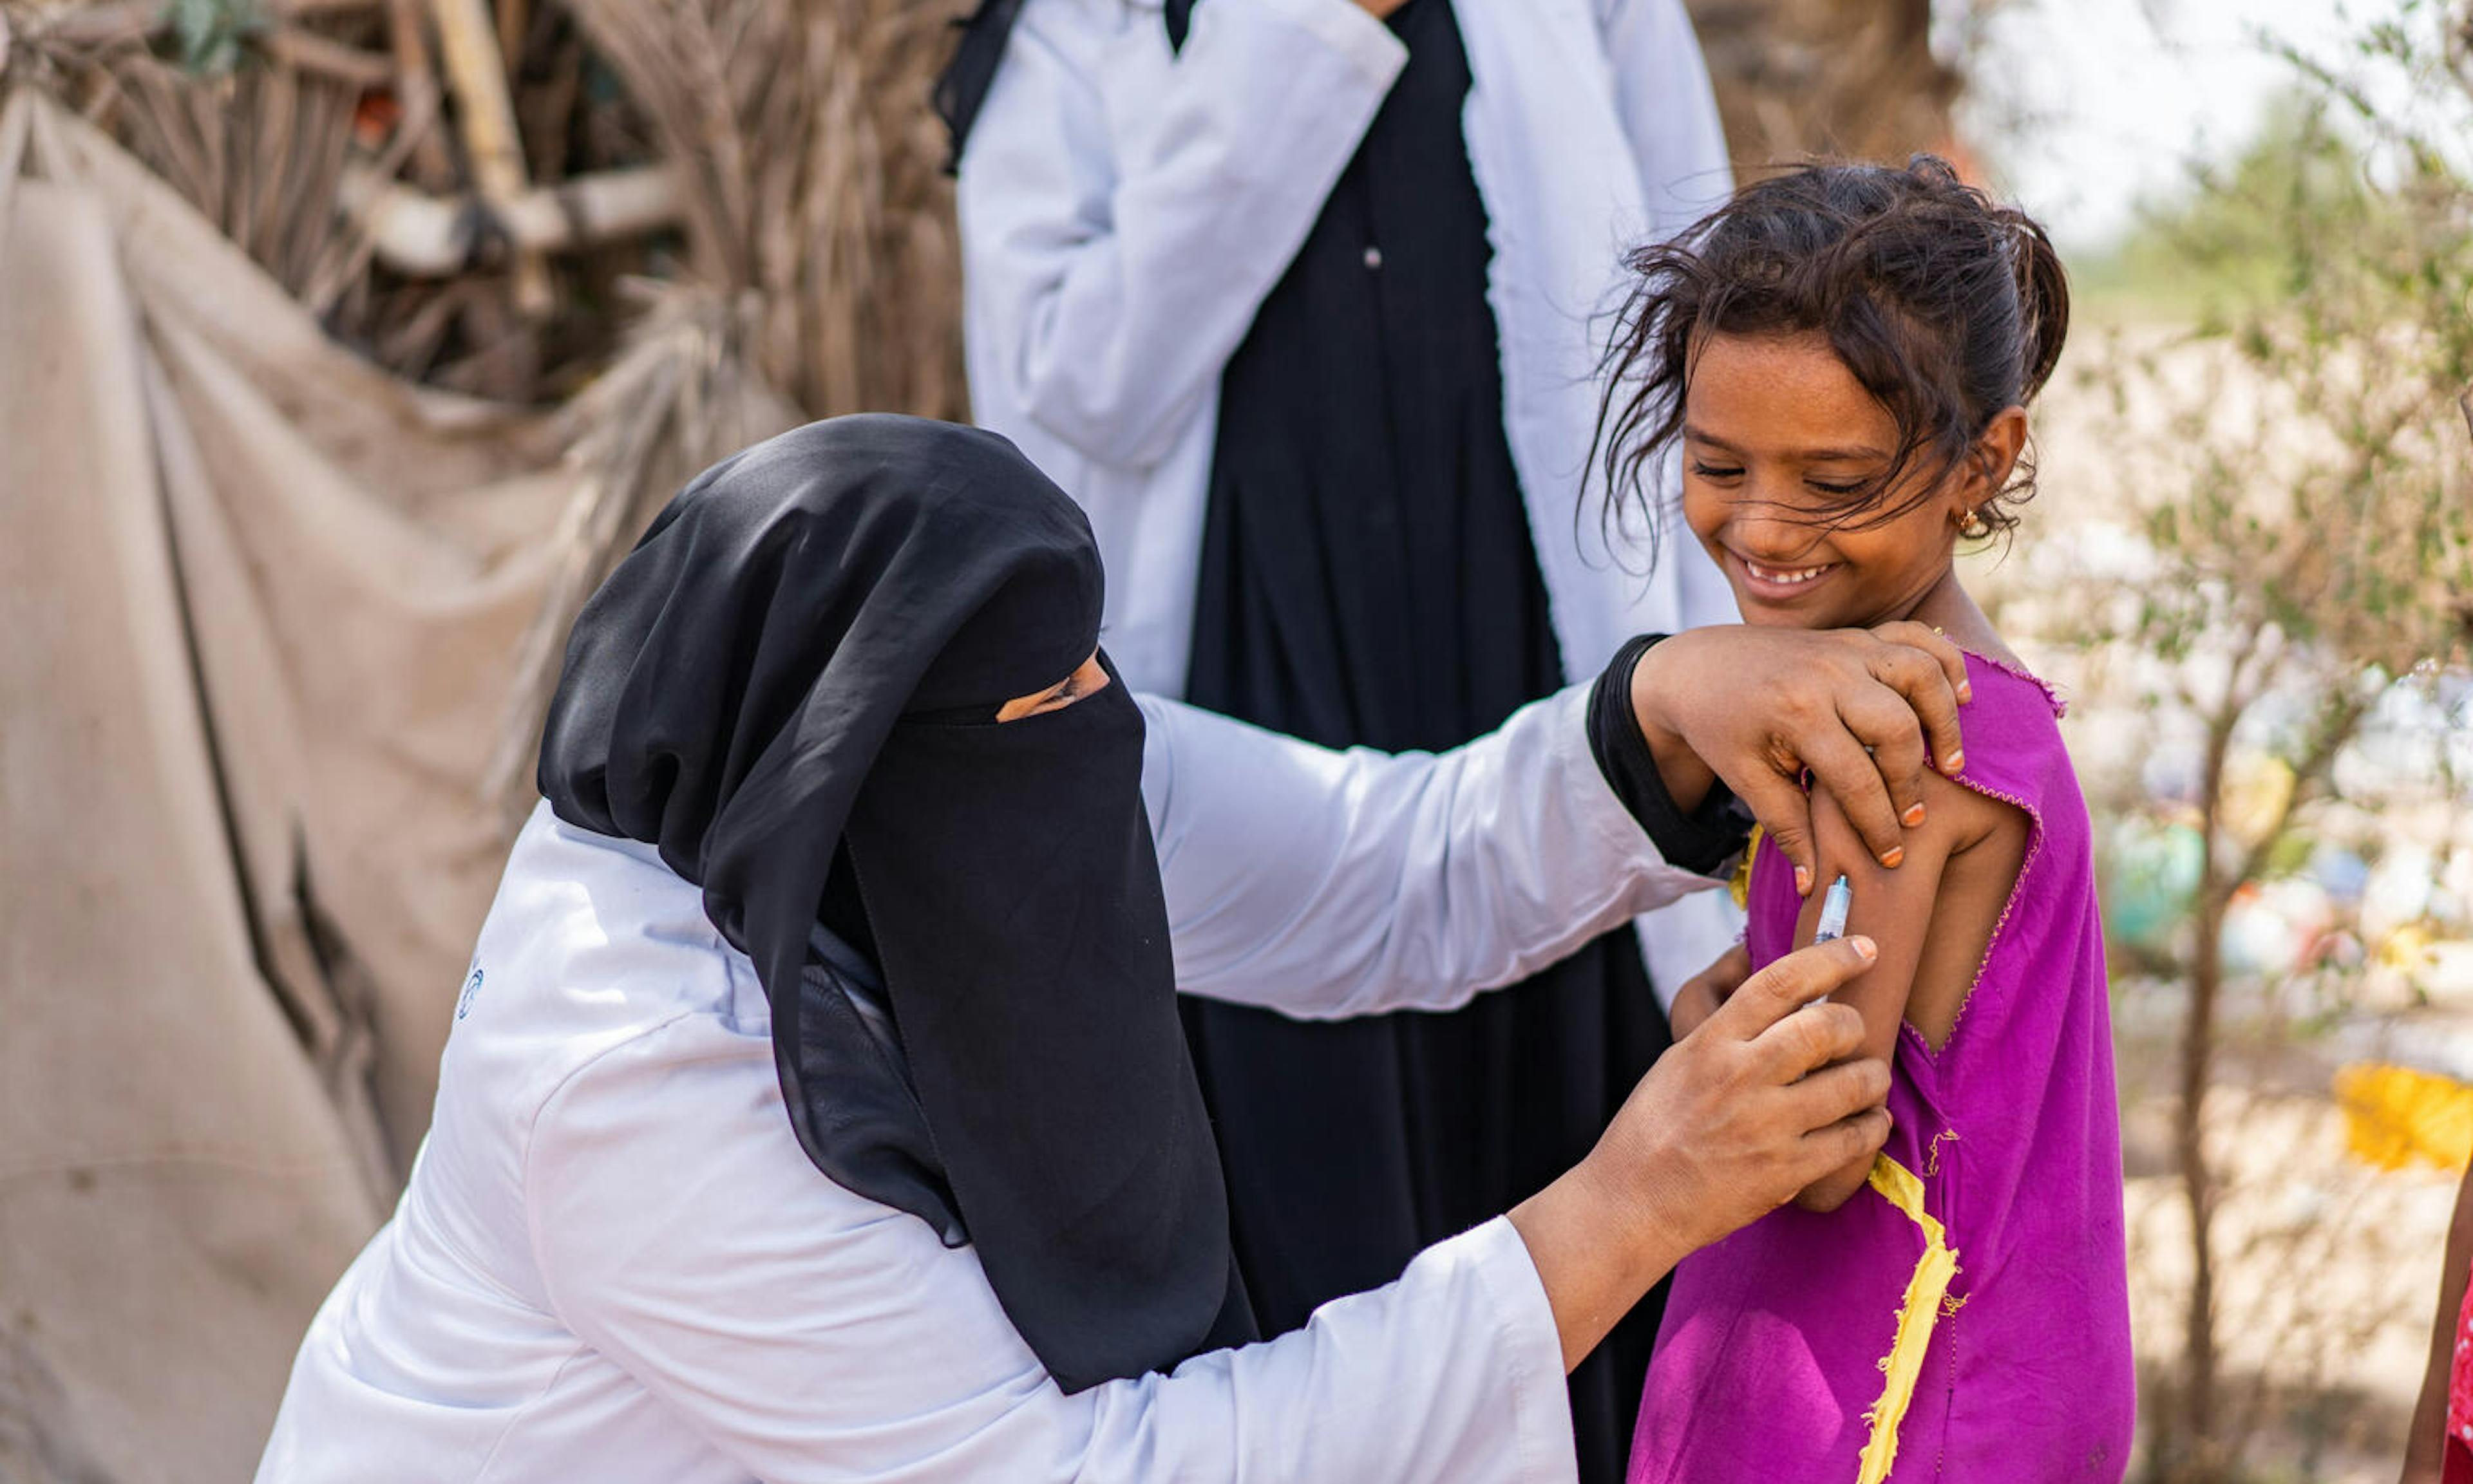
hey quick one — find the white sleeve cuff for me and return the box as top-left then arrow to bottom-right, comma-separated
1454,1217 -> 1582,1479
1540,682 -> 1668,878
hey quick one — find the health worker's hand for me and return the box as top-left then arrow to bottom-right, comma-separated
1510,936 -> 1892,1370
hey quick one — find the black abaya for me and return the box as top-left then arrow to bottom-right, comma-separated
1180,4 -> 1671,1478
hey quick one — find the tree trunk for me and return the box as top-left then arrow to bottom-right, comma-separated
2155,707 -> 2239,1483
1682,0 -> 1964,163
2175,879 -> 2226,1478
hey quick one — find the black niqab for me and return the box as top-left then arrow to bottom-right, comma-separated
537,415 -> 1249,1391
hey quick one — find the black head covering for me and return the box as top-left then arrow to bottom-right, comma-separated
538,414 -> 1249,1390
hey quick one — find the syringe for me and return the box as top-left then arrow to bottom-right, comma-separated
1810,873 -> 1853,1004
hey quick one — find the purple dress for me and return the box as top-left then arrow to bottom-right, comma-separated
1629,655 -> 2134,1481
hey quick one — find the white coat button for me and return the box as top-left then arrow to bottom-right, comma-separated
1363,245 -> 1384,270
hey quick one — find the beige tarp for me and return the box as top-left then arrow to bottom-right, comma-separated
0,91 -> 721,1481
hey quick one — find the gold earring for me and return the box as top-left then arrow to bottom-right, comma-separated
1953,507 -> 1991,539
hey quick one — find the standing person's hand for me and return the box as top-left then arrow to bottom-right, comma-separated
1630,622 -> 1972,894
1509,937 -> 1892,1370
1353,0 -> 1412,15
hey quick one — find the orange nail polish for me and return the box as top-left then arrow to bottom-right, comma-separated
1902,803 -> 1927,827
1794,865 -> 1812,896
1944,750 -> 1966,774
1879,846 -> 1905,869
1850,936 -> 1879,962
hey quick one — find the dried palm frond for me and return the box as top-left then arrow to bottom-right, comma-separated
471,0 -> 971,803
480,279 -> 802,820
6,0 -> 681,402
558,0 -> 971,421
35,34 -> 375,306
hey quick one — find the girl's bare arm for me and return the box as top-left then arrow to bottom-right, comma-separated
1789,769 -> 2025,1210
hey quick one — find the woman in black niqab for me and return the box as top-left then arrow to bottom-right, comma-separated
536,413 -> 1250,1393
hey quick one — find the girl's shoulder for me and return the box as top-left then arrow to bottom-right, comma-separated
1962,646 -> 2065,717
1939,651 -> 2099,883
1950,650 -> 2070,783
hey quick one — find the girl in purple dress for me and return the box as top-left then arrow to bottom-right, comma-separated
1598,157 -> 2135,1480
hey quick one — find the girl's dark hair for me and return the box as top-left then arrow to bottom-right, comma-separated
1595,155 -> 2070,547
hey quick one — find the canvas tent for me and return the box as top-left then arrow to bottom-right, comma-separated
0,89 -> 817,1479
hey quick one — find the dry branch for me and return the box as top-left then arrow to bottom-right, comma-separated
339,160 -> 685,274
260,26 -> 393,87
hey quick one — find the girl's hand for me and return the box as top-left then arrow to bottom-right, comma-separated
1667,943 -> 1751,1040
1629,622 -> 1971,894
1354,0 -> 1411,15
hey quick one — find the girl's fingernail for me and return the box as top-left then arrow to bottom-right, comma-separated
1902,803 -> 1927,827
1944,750 -> 1966,773
1794,865 -> 1812,895
1850,936 -> 1879,961
1879,845 -> 1905,869
1959,682 -> 1974,702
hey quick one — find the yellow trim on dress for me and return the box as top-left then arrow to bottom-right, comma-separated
1857,1154 -> 1960,1483
1728,824 -> 1763,909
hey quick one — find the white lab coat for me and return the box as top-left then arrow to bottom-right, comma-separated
956,0 -> 1743,997
258,686 -> 1725,1484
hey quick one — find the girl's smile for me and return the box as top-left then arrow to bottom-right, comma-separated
1727,552 -> 1842,601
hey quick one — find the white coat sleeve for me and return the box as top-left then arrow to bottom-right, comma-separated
526,1013 -> 1577,1484
1141,683 -> 1723,1019
958,0 -> 1405,469
1597,0 -> 1733,240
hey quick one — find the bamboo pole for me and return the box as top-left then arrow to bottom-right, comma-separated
426,0 -> 552,315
